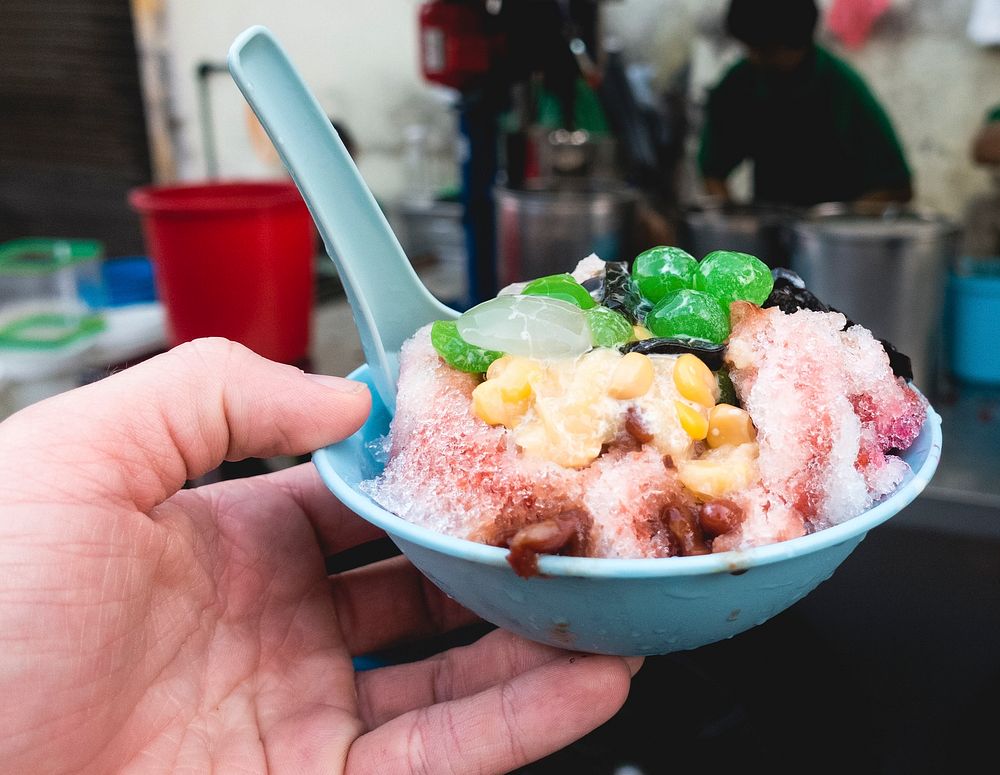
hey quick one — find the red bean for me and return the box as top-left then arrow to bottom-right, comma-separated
699,499 -> 744,538
506,509 -> 587,578
665,506 -> 710,556
625,407 -> 654,444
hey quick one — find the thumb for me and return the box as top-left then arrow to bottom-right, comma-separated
0,337 -> 371,512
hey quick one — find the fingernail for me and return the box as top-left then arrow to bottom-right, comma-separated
624,656 -> 645,676
304,373 -> 369,393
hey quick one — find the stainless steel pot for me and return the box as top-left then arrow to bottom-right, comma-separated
791,208 -> 959,395
495,180 -> 638,287
532,128 -> 618,180
681,204 -> 799,267
393,199 -> 467,306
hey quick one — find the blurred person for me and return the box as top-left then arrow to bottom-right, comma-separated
972,104 -> 1000,165
699,0 -> 913,207
0,338 -> 642,774
963,104 -> 1000,257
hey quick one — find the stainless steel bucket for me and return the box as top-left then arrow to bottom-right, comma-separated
791,209 -> 959,394
681,204 -> 799,268
495,181 -> 638,287
393,199 -> 467,305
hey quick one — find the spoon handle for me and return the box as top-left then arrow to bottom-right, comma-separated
228,26 -> 456,411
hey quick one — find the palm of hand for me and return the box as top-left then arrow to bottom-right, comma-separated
0,340 -> 639,774
3,472 -> 369,772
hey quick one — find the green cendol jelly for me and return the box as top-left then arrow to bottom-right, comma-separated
694,250 -> 773,308
631,246 -> 698,304
585,306 -> 633,348
645,289 -> 730,344
430,320 -> 503,373
522,273 -> 596,309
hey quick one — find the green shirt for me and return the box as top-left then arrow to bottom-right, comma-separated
987,105 -> 1000,123
698,46 -> 912,207
536,78 -> 610,134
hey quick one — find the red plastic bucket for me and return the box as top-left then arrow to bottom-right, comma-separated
129,181 -> 315,364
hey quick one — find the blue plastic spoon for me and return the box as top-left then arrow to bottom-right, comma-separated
228,26 -> 457,412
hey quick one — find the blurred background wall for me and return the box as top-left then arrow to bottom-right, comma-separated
140,0 -> 1000,218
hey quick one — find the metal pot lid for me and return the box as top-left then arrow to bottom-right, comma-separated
684,200 -> 803,218
496,178 -> 637,197
793,203 -> 959,241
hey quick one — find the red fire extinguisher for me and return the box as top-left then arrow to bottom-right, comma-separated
419,1 -> 497,90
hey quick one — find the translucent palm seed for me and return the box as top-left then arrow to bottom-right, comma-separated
456,294 -> 592,359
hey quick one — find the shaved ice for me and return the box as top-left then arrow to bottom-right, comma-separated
361,256 -> 927,575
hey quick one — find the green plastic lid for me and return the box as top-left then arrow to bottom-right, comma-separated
0,238 -> 104,276
0,311 -> 105,349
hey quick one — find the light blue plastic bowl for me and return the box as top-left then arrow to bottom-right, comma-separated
313,365 -> 942,656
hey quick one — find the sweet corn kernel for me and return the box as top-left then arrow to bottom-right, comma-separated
472,380 -> 529,428
676,454 -> 755,499
677,443 -> 758,498
503,357 -> 542,397
673,354 -> 717,407
523,400 -> 604,468
706,404 -> 757,448
609,352 -> 655,399
674,400 -> 708,440
485,356 -> 541,403
486,354 -> 513,381
497,381 -> 529,403
471,380 -> 505,425
631,325 -> 654,341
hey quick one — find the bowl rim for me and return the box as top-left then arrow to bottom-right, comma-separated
313,365 -> 942,579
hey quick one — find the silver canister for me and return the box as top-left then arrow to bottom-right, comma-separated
791,207 -> 959,395
681,203 -> 799,268
393,199 -> 467,306
495,180 -> 638,287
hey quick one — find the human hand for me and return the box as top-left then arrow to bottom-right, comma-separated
702,177 -> 732,204
972,121 -> 1000,166
0,339 -> 641,774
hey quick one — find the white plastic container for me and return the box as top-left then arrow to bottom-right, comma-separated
0,238 -> 105,351
0,238 -> 107,417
